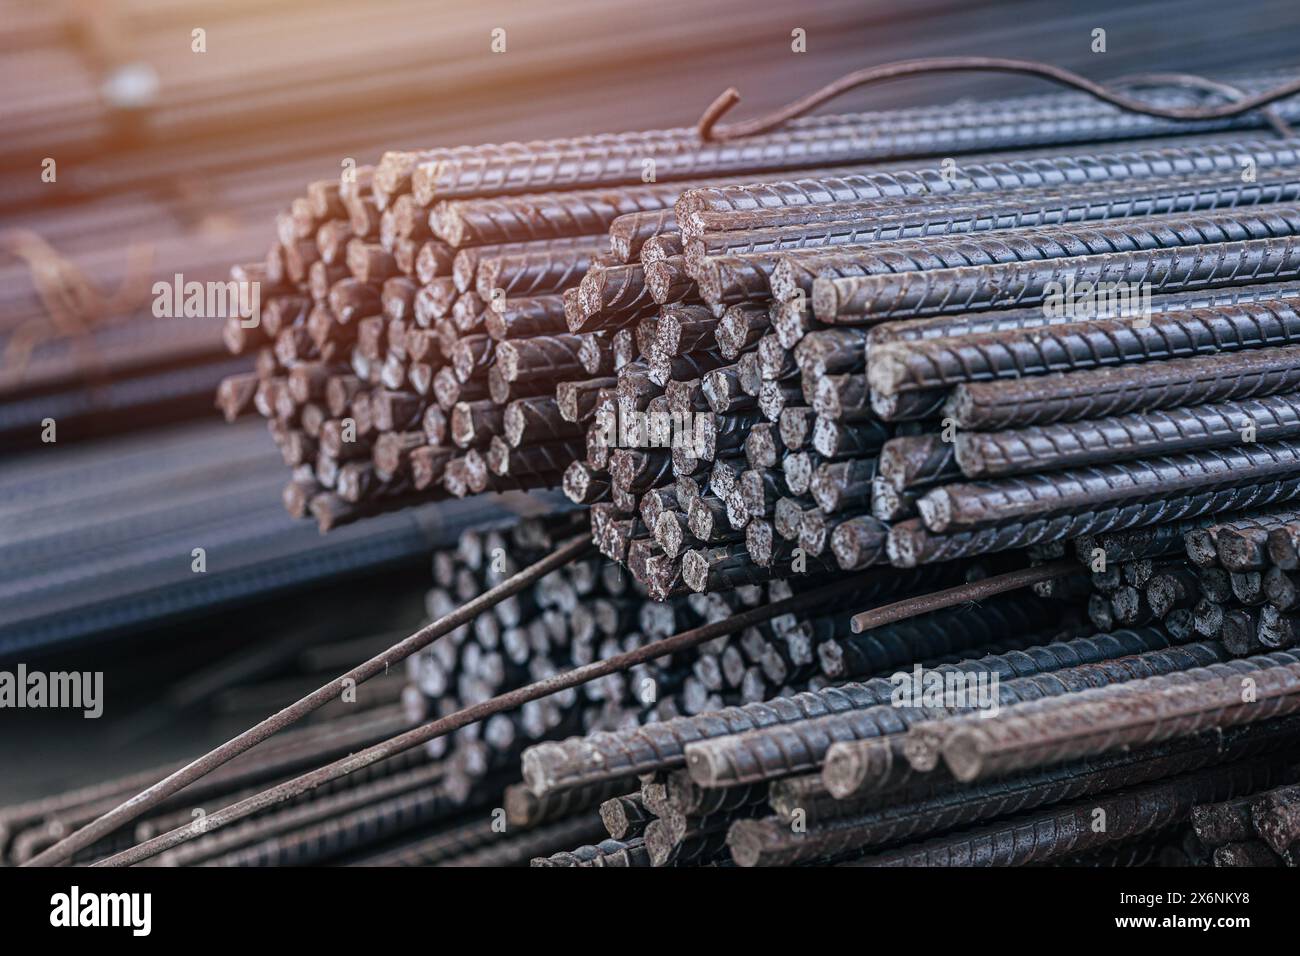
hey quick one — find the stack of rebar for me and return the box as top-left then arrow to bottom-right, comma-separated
512,468 -> 1300,869
523,628 -> 1300,866
191,64 -> 1300,870
27,1 -> 1300,874
221,71 -> 1300,537
1190,781 -> 1300,865
1057,505 -> 1300,658
13,496 -> 1300,868
568,150 -> 1300,596
407,519 -> 1062,742
1177,509 -> 1300,652
1067,523 -> 1213,641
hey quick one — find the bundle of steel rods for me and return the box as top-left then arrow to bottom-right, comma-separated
560,189 -> 1300,600
522,630 -> 1300,866
1051,505 -> 1300,657
219,70 -> 1300,537
17,510 -> 1300,868
1178,509 -> 1300,652
1190,781 -> 1300,865
516,510 -> 1300,866
597,134 -> 1300,593
164,66 -> 1300,870
407,518 -> 1049,748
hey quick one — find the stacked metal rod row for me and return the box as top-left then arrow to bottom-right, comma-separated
410,518 -> 1076,739
405,514 -> 844,752
218,73 -> 1300,534
664,148 -> 1300,581
1067,522 -> 1222,646
193,71 -> 1300,868
522,621 -> 1300,866
560,169 -> 1300,597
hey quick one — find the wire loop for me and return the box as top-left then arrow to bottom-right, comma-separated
696,57 -> 1300,141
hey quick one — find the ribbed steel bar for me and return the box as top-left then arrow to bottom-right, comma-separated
678,138 -> 1300,235
956,393 -> 1300,478
774,204 -> 1300,307
424,92 -> 1300,204
887,474 -> 1300,566
532,837 -> 652,867
732,717 -> 1300,865
839,757 -> 1291,866
686,174 -> 1300,266
947,344 -> 1300,430
940,656 -> 1300,782
870,300 -> 1300,399
815,236 -> 1300,325
918,441 -> 1300,535
683,636 -> 1219,790
849,560 -> 1078,632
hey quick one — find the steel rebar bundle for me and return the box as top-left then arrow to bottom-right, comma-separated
156,59 -> 1300,869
